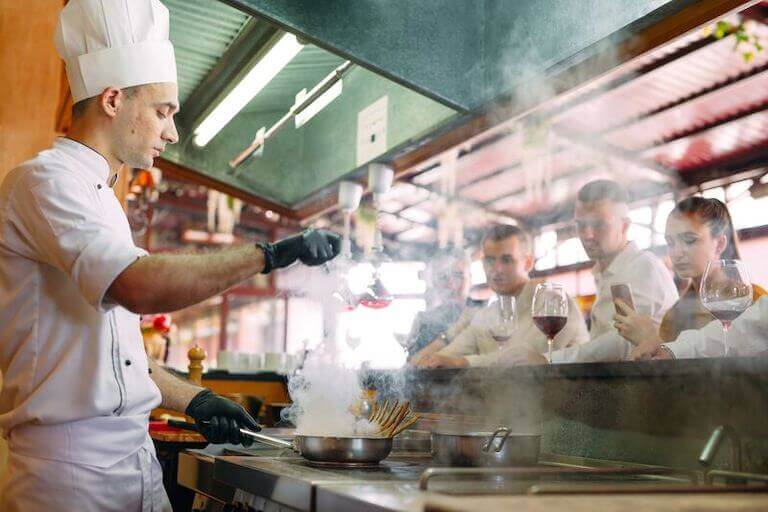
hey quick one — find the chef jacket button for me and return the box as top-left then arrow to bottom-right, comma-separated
97,184 -> 102,190
125,359 -> 132,366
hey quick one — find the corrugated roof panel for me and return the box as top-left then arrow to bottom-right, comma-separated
604,70 -> 768,152
165,0 -> 251,104
242,45 -> 345,113
643,111 -> 768,172
551,21 -> 768,134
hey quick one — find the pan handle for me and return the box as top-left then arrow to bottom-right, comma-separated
166,420 -> 292,450
482,427 -> 512,453
238,428 -> 294,449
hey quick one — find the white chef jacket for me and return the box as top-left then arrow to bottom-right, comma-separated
666,296 -> 768,358
0,138 -> 161,467
438,280 -> 589,366
550,242 -> 678,363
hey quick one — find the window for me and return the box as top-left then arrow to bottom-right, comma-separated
628,206 -> 653,249
534,231 -> 557,270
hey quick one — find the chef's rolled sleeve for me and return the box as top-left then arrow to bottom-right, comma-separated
12,170 -> 147,312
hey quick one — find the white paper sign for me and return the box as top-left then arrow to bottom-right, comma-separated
356,95 -> 388,166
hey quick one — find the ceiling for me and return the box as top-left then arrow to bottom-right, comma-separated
315,5 -> 768,247
155,0 -> 768,250
165,0 -> 251,104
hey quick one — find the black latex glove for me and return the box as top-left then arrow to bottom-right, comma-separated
185,389 -> 261,446
258,229 -> 342,274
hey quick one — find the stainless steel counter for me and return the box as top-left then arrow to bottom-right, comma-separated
177,430 -> 768,512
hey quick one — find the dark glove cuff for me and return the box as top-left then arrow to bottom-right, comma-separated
185,388 -> 215,417
256,242 -> 275,274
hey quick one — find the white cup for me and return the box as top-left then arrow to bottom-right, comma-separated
217,350 -> 234,370
264,352 -> 287,372
235,352 -> 249,372
248,353 -> 263,370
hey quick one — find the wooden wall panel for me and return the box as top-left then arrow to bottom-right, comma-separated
0,0 -> 65,182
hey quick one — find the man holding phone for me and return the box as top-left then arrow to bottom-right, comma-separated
541,180 -> 678,363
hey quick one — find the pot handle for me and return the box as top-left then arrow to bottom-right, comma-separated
482,427 -> 511,453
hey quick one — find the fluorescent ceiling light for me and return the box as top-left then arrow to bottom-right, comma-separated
193,33 -> 303,147
294,80 -> 343,128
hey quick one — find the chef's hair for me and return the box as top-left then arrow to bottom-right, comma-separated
673,196 -> 740,260
577,180 -> 629,205
482,224 -> 531,254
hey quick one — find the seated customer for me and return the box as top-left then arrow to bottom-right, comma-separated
406,248 -> 478,365
522,180 -> 678,365
613,197 -> 766,359
646,296 -> 768,359
416,224 -> 588,368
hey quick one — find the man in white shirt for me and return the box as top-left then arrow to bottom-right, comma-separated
416,224 -> 589,368
0,1 -> 340,511
526,180 -> 678,364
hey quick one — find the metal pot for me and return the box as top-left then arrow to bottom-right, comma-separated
431,427 -> 540,467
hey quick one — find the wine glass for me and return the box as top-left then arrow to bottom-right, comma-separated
488,295 -> 516,346
532,283 -> 569,364
700,259 -> 752,357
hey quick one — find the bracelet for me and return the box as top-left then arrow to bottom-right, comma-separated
659,344 -> 676,359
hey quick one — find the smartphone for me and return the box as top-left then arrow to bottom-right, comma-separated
610,283 -> 635,313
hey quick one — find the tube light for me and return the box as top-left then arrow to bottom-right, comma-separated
294,80 -> 343,128
193,33 -> 303,147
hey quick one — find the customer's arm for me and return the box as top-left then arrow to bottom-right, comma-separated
664,297 -> 768,359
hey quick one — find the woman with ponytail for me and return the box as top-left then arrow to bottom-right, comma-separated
613,196 -> 766,359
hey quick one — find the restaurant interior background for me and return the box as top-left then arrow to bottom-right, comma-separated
3,0 -> 768,486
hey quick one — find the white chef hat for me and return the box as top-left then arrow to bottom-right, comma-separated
55,0 -> 177,104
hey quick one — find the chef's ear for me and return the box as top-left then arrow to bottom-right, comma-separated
98,87 -> 124,119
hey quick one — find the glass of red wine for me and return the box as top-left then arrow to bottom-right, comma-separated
699,259 -> 752,357
532,283 -> 568,364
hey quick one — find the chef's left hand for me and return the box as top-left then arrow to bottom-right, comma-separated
612,300 -> 659,346
186,389 -> 261,446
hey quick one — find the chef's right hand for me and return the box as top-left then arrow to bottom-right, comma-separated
185,389 -> 261,446
259,229 -> 341,273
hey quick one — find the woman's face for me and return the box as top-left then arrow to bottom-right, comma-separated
665,213 -> 727,280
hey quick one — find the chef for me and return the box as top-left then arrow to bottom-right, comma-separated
0,1 -> 340,510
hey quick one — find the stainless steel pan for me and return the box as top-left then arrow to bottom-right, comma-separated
170,420 -> 393,464
431,427 -> 540,467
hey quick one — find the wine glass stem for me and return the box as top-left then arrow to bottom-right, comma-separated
722,322 -> 731,357
548,339 -> 553,364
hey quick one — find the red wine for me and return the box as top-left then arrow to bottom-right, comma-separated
533,315 -> 567,339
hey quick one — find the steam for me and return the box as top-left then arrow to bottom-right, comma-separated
281,342 -> 378,436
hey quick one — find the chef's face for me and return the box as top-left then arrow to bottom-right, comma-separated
113,83 -> 179,169
574,199 -> 629,263
665,212 -> 727,280
482,235 -> 532,295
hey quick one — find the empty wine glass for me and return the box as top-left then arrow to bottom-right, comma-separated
700,259 -> 752,357
488,294 -> 516,346
532,283 -> 568,364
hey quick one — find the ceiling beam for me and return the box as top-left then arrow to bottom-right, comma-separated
155,157 -> 298,220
